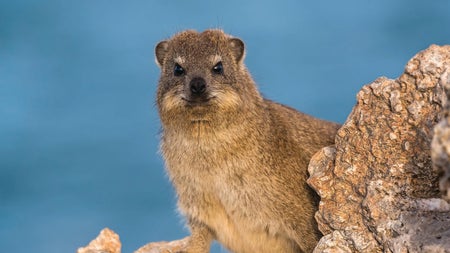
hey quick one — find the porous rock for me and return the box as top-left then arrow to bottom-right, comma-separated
308,45 -> 450,252
77,228 -> 121,253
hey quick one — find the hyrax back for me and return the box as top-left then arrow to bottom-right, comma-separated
155,29 -> 340,253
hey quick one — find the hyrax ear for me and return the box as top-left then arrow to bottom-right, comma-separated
228,38 -> 245,63
155,40 -> 169,67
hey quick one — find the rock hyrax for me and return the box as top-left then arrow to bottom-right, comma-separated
155,29 -> 340,253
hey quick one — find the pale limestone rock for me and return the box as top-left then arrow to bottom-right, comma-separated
308,45 -> 450,253
77,228 -> 121,253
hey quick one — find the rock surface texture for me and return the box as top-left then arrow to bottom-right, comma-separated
76,45 -> 450,253
77,228 -> 121,253
308,44 -> 450,253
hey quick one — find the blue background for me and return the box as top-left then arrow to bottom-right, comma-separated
1,1 -> 449,252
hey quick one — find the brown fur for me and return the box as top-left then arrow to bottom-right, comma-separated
155,29 -> 340,253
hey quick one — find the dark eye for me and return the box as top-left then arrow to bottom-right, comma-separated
212,61 -> 224,75
174,63 -> 185,76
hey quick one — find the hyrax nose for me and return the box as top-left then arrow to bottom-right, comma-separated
189,77 -> 207,95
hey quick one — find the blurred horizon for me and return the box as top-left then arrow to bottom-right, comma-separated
1,1 -> 450,252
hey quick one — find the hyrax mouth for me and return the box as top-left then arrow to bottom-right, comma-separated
181,96 -> 213,106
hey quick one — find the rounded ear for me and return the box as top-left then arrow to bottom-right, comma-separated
228,38 -> 245,63
155,40 -> 169,67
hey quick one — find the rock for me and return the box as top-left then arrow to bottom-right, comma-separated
77,228 -> 121,253
308,45 -> 450,252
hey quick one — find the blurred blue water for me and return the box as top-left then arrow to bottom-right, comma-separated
1,1 -> 449,252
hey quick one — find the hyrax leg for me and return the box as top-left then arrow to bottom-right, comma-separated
286,221 -> 321,253
134,223 -> 213,253
181,221 -> 214,253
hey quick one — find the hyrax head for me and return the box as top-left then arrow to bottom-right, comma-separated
155,30 -> 258,125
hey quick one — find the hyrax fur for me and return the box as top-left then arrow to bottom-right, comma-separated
155,29 -> 340,253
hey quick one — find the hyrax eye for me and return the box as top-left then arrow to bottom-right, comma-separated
212,61 -> 224,75
174,63 -> 185,76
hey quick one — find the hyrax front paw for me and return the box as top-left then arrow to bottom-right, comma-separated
134,237 -> 189,253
